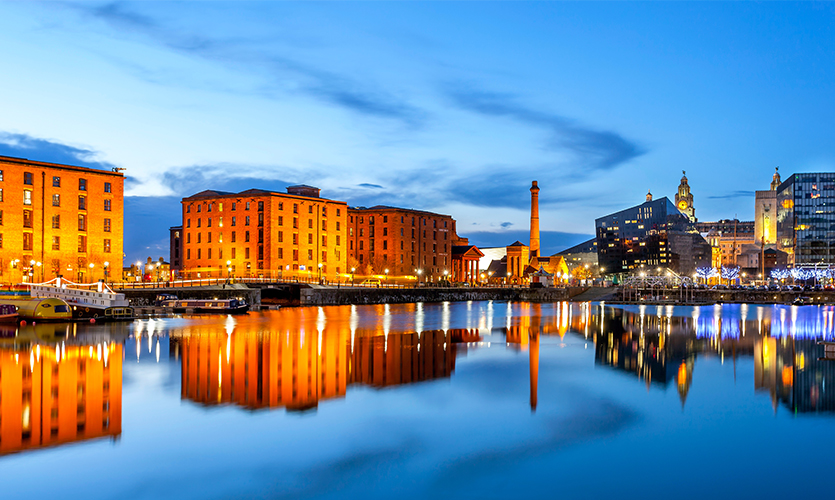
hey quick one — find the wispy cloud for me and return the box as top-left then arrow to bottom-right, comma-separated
445,84 -> 645,171
68,2 -> 424,126
707,190 -> 755,199
357,183 -> 384,189
0,132 -> 117,171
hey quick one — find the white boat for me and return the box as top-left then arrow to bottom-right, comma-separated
26,278 -> 133,320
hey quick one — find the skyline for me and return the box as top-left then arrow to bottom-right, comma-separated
2,2 -> 835,265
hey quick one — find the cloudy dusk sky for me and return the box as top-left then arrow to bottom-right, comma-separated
2,1 -> 835,265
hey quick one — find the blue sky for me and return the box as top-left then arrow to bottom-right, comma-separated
2,1 -> 835,266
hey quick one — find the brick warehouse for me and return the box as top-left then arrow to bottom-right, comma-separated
347,206 -> 467,280
0,155 -> 124,284
180,186 -> 348,280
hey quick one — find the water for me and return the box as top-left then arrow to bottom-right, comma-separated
1,301 -> 834,499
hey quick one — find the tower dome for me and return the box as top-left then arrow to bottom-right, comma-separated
771,166 -> 781,191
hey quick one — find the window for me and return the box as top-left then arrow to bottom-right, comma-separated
208,248 -> 212,259
208,203 -> 212,212
78,196 -> 86,210
0,233 -> 3,249
383,215 -> 388,223
76,215 -> 85,231
23,210 -> 33,228
322,235 -> 327,246
232,216 -> 236,226
383,240 -> 388,250
308,234 -> 313,244
104,218 -> 111,232
104,182 -> 111,193
293,233 -> 298,245
383,228 -> 388,236
231,248 -> 236,258
336,235 -> 340,246
187,249 -> 191,259
293,217 -> 298,229
0,210 -> 3,225
278,231 -> 283,243
258,201 -> 264,211
258,213 -> 264,226
24,172 -> 33,185
0,188 -> 3,201
0,170 -> 3,181
197,204 -> 202,213
207,233 -> 212,243
104,239 -> 111,253
52,236 -> 60,250
23,232 -> 33,251
308,219 -> 313,229
258,229 -> 263,243
52,194 -> 60,206
278,248 -> 284,259
293,204 -> 298,214
279,202 -> 284,210
245,216 -> 250,226
308,205 -> 313,214
104,199 -> 111,211
336,221 -> 340,230
231,231 -> 236,242
187,233 -> 191,243
322,220 -> 326,231
187,219 -> 191,228
53,176 -> 61,187
293,249 -> 299,261
207,217 -> 212,228
336,209 -> 341,216
307,249 -> 313,260
197,233 -> 201,243
52,215 -> 60,229
245,231 -> 250,242
245,248 -> 250,259
246,202 -> 250,210
77,235 -> 86,252
79,179 -> 87,191
278,216 -> 283,226
24,190 -> 32,205
198,249 -> 201,259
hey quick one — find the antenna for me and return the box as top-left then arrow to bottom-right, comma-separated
112,167 -> 126,173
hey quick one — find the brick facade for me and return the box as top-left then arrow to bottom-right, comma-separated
180,187 -> 348,280
347,206 -> 462,279
0,155 -> 124,284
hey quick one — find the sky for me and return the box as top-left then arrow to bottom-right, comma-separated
1,1 -> 835,266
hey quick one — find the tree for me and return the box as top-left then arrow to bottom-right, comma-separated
695,266 -> 718,282
721,265 -> 740,283
770,268 -> 790,281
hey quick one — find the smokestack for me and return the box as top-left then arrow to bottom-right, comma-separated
530,181 -> 540,258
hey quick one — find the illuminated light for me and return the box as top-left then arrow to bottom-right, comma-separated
782,366 -> 794,386
36,345 -> 40,362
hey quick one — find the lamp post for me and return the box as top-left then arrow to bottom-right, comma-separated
416,269 -> 422,286
89,262 -> 95,283
506,271 -> 511,286
351,267 -> 356,286
103,261 -> 109,283
226,260 -> 232,280
384,268 -> 389,286
318,262 -> 323,284
443,269 -> 448,286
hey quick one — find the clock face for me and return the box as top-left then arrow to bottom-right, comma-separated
678,201 -> 687,210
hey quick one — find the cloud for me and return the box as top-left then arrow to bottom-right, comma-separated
707,190 -> 755,199
500,222 -> 513,228
445,84 -> 645,170
159,164 -> 299,198
0,132 -> 118,171
357,183 -> 384,189
69,2 -> 424,126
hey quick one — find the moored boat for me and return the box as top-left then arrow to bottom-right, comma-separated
159,297 -> 249,314
0,304 -> 19,323
0,297 -> 72,321
27,278 -> 134,321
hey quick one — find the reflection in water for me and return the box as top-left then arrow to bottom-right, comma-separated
578,303 -> 835,413
0,323 -> 125,456
170,306 -> 476,412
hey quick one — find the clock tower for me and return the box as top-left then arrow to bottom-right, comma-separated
675,170 -> 696,222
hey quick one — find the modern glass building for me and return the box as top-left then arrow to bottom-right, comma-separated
776,173 -> 835,267
595,197 -> 711,275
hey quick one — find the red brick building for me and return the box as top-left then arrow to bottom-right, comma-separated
0,155 -> 124,284
180,186 -> 347,280
347,206 -> 466,280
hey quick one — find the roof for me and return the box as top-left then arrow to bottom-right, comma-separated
508,241 -> 527,247
0,154 -> 125,176
182,187 -> 345,203
452,245 -> 485,258
348,205 -> 453,218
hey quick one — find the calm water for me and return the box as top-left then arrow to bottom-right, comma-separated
1,301 -> 834,499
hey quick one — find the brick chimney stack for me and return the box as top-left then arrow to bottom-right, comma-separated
530,181 -> 540,258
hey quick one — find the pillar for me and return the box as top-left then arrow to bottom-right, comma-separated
530,181 -> 540,259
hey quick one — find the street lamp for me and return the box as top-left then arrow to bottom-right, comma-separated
351,267 -> 356,285
226,260 -> 232,279
384,268 -> 389,286
89,262 -> 95,283
318,262 -> 323,284
103,261 -> 109,283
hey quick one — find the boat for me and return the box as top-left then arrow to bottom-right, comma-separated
26,278 -> 134,321
0,297 -> 72,321
792,296 -> 813,306
0,303 -> 18,323
158,297 -> 249,314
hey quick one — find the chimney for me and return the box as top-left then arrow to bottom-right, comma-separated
530,181 -> 540,258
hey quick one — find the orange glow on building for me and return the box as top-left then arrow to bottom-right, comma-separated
0,156 -> 125,284
180,186 -> 348,280
0,342 -> 122,456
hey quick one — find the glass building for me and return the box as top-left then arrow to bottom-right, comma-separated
595,197 -> 711,275
777,173 -> 835,267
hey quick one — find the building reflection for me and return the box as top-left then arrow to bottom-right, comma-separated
568,303 -> 835,414
171,306 -> 474,412
0,323 -> 124,456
